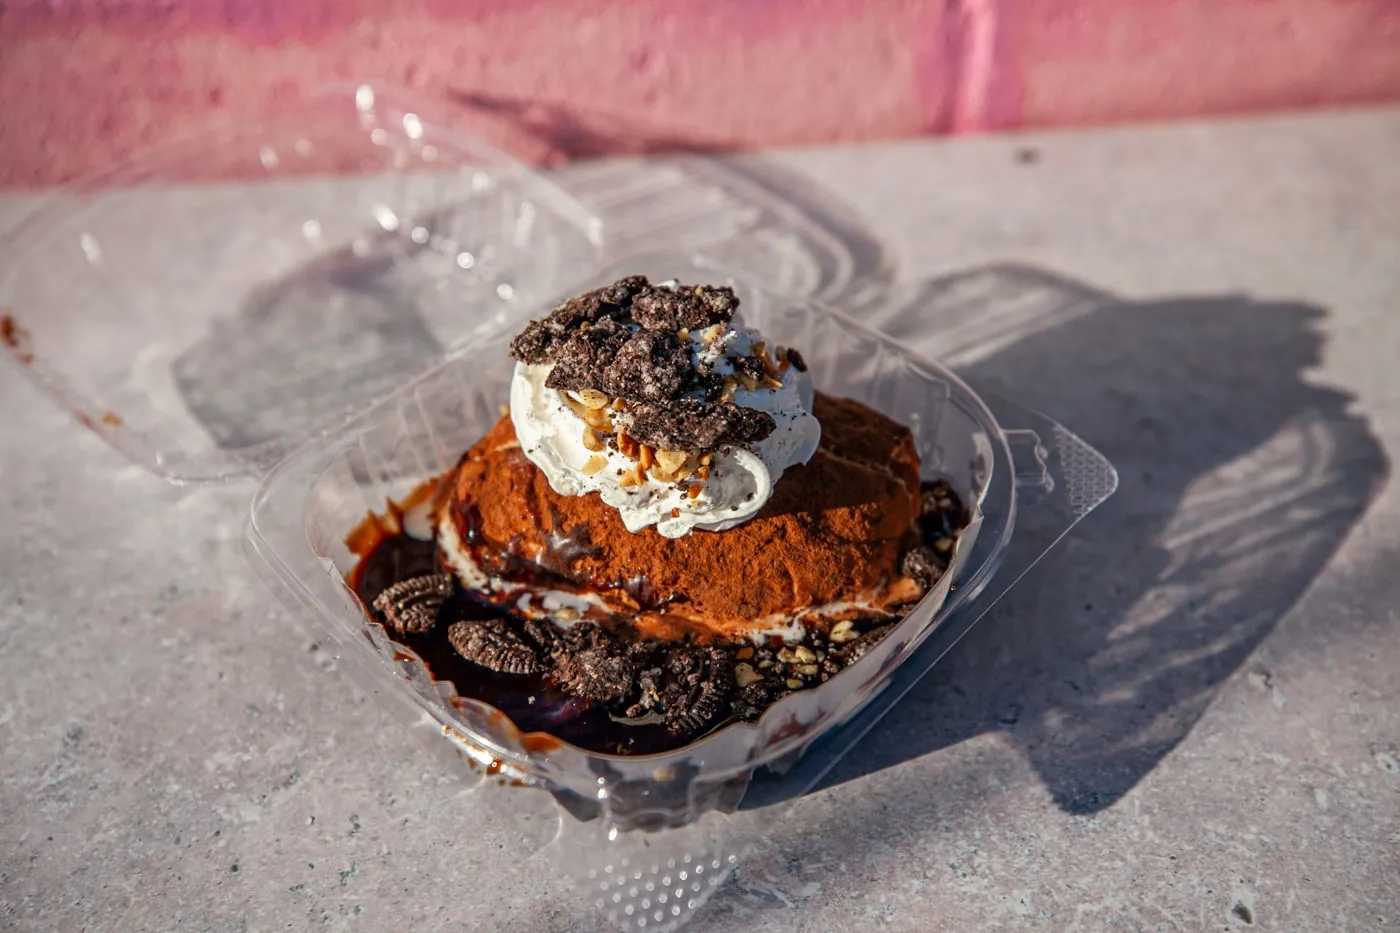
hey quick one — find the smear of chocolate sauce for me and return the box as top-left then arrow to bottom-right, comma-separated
349,480 -> 966,756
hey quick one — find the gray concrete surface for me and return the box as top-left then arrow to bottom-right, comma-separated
3,108 -> 1400,931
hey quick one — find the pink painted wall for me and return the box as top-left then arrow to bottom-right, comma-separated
1,0 -> 1398,188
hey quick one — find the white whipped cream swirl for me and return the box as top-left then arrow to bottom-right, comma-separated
510,315 -> 820,538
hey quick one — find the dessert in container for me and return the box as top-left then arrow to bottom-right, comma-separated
0,84 -> 1118,931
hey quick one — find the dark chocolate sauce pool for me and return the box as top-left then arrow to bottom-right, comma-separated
350,534 -> 684,755
349,480 -> 966,756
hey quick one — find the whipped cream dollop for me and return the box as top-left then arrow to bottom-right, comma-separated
511,308 -> 820,538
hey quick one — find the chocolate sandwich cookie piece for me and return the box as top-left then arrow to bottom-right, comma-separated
509,276 -> 649,364
542,319 -> 631,394
835,623 -> 895,665
599,330 -> 693,402
554,646 -> 638,704
620,398 -> 776,451
512,277 -> 749,406
372,574 -> 453,634
625,644 -> 736,738
448,617 -> 542,675
899,546 -> 944,592
628,283 -> 739,332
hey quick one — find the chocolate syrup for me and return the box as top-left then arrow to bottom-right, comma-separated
350,535 -> 681,755
348,480 -> 967,756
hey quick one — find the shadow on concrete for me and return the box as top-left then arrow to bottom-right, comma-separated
686,258 -> 1389,931
808,265 -> 1391,813
445,90 -> 730,162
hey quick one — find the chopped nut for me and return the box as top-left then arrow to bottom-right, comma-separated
639,444 -> 656,472
752,340 -> 767,359
795,664 -> 820,677
697,465 -> 711,481
935,536 -> 954,554
581,454 -> 607,475
581,428 -> 605,451
677,328 -> 690,341
719,377 -> 739,403
735,646 -> 755,660
582,406 -> 614,432
829,620 -> 859,644
650,447 -> 692,483
554,607 -> 580,621
757,659 -> 774,670
687,484 -> 702,499
577,388 -> 610,409
617,431 -> 641,460
651,465 -> 682,484
776,648 -> 798,664
700,324 -> 724,344
793,645 -> 817,664
698,452 -> 713,466
654,449 -> 688,474
735,663 -> 764,688
785,678 -> 805,690
738,372 -> 759,392
670,508 -> 681,518
610,397 -> 627,411
759,376 -> 783,390
498,403 -> 510,417
618,462 -> 646,487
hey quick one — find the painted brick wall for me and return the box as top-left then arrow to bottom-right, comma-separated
1,0 -> 1398,188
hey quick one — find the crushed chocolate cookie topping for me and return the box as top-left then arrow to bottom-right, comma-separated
372,574 -> 453,634
448,618 -> 542,675
620,398 -> 776,451
729,353 -> 767,385
629,284 -> 738,332
664,648 -> 734,737
919,479 -> 967,545
539,319 -> 630,393
836,623 -> 895,665
512,276 -> 790,452
522,617 -> 565,653
599,330 -> 692,401
554,647 -> 637,703
509,277 -> 649,364
900,546 -> 944,590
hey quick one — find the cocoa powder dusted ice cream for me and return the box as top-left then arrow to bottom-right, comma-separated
436,392 -> 926,642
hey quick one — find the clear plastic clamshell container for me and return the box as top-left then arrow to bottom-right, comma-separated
0,84 -> 1117,931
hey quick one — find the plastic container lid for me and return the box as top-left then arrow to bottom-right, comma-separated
0,83 -> 873,483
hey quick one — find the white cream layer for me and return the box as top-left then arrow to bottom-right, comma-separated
509,316 -> 820,538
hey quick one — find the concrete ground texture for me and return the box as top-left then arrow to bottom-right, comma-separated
2,107 -> 1399,931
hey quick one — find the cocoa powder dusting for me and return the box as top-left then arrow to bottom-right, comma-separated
448,392 -> 924,642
